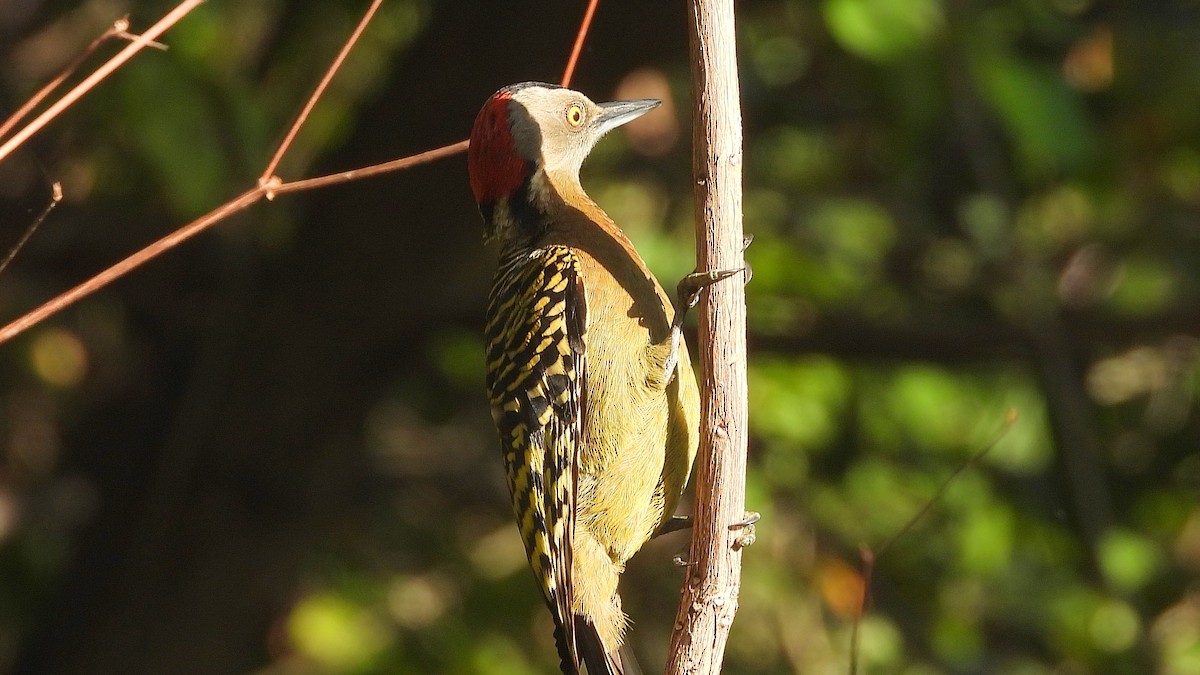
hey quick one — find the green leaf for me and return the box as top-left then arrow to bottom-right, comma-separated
289,592 -> 390,671
1088,598 -> 1141,654
823,0 -> 945,62
749,356 -> 851,451
1107,257 -> 1177,316
959,503 -> 1015,577
972,53 -> 1096,173
117,59 -> 227,216
754,127 -> 838,189
932,613 -> 984,666
1098,528 -> 1164,594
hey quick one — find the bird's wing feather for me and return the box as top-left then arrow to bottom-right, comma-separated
485,245 -> 587,673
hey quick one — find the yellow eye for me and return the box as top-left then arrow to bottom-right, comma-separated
566,104 -> 585,127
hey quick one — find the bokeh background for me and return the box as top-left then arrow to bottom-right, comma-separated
1,0 -> 1199,673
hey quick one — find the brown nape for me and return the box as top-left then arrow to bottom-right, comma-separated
538,178 -> 672,344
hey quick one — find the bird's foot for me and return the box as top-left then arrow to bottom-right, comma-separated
730,511 -> 760,550
661,239 -> 753,382
669,512 -> 758,563
674,234 -> 755,324
676,267 -> 744,312
653,514 -> 693,539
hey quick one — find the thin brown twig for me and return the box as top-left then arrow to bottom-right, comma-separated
0,0 -> 202,164
848,410 -> 1018,675
260,0 -> 384,182
0,18 -> 167,141
0,0 -> 607,344
874,410 -> 1017,559
0,182 -> 62,278
113,31 -> 169,52
561,0 -> 600,87
0,136 -> 466,345
0,187 -> 263,344
270,140 -> 469,197
848,546 -> 874,675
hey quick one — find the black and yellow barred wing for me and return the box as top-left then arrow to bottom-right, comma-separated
485,244 -> 588,670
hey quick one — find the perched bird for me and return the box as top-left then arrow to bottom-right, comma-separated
468,82 -> 718,675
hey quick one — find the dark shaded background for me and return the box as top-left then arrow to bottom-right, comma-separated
1,0 -> 1198,673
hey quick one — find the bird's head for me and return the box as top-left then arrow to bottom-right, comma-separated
468,82 -> 660,242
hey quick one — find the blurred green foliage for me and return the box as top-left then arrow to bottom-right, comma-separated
2,0 -> 1200,674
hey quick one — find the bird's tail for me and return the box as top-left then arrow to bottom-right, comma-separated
553,615 -> 641,675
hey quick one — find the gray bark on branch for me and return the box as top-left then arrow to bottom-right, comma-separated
666,0 -> 749,673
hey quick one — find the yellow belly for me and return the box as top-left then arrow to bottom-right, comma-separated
574,251 -> 700,565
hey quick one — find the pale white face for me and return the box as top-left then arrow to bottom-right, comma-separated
469,83 -> 660,243
506,85 -> 606,175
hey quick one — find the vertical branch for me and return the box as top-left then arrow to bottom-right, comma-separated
667,0 -> 747,673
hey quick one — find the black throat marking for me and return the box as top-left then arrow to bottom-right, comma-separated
481,162 -> 549,246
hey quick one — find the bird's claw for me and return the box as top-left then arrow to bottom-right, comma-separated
653,514 -> 693,539
661,268 -> 739,383
668,512 -> 757,561
675,234 -> 755,312
677,267 -> 744,311
730,511 -> 760,550
661,234 -> 754,383
731,511 -> 761,527
742,234 -> 755,284
673,554 -> 695,567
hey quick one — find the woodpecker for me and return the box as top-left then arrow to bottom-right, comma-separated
469,82 -> 720,675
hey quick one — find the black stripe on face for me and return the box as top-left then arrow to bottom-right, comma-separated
477,164 -> 547,243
